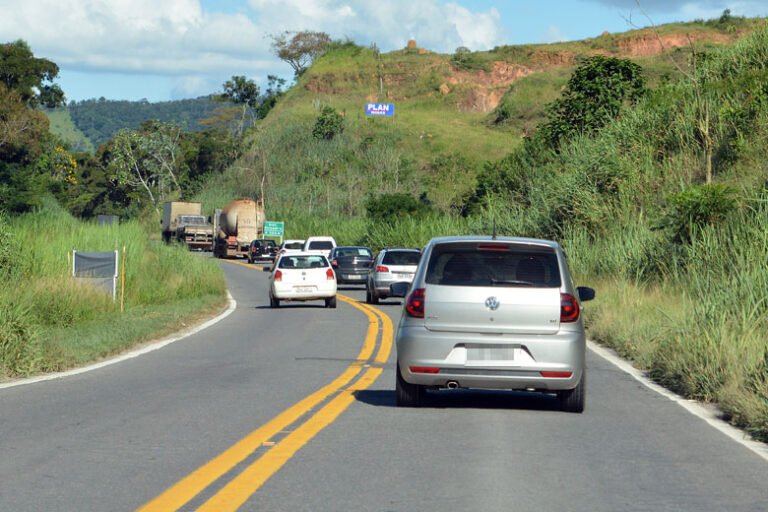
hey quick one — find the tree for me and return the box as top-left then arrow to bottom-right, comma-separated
256,75 -> 286,119
312,106 -> 344,140
0,40 -> 64,108
270,31 -> 331,77
538,56 -> 646,148
220,75 -> 260,135
106,122 -> 184,212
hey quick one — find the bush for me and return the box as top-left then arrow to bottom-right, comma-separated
365,193 -> 431,223
312,106 -> 344,140
662,183 -> 738,245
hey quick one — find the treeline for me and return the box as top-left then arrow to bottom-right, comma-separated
67,96 -> 225,147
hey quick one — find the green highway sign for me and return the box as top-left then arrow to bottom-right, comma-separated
263,220 -> 284,237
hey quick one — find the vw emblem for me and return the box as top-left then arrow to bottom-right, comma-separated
484,296 -> 500,311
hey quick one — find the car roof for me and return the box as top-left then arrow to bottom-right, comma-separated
380,247 -> 421,252
333,246 -> 371,250
278,251 -> 328,258
425,235 -> 561,250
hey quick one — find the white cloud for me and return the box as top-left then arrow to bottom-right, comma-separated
0,0 -> 504,100
247,0 -> 504,52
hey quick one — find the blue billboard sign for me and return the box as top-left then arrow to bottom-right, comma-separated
365,103 -> 395,117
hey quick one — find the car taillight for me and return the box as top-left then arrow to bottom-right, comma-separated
326,268 -> 335,280
560,293 -> 580,322
375,265 -> 390,272
331,259 -> 338,267
405,288 -> 425,318
274,270 -> 282,282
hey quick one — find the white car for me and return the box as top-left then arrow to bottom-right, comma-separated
302,236 -> 337,258
273,239 -> 305,263
269,252 -> 338,308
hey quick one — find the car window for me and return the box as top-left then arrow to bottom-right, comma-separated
382,251 -> 420,265
279,255 -> 329,269
337,248 -> 372,257
425,243 -> 561,287
284,242 -> 303,250
308,241 -> 334,250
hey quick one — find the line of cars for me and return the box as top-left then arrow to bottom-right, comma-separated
253,233 -> 596,412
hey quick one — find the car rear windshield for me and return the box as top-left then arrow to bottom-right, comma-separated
336,248 -> 372,258
308,241 -> 334,250
425,242 -> 561,287
381,251 -> 421,265
284,242 -> 303,250
279,255 -> 329,269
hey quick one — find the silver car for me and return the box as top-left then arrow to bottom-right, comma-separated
391,236 -> 595,412
366,248 -> 421,304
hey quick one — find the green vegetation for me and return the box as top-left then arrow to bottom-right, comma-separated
66,96 -> 227,147
44,108 -> 94,152
0,201 -> 226,378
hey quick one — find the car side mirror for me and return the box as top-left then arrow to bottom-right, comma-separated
389,282 -> 410,298
577,286 -> 595,302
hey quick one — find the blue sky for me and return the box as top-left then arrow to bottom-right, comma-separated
1,0 -> 765,103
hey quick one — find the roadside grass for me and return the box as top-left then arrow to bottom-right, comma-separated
0,202 -> 226,379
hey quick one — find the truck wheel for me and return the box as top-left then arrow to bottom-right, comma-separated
325,296 -> 337,309
270,296 -> 280,308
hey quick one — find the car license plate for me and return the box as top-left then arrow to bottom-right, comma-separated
395,273 -> 412,279
467,347 -> 515,361
295,286 -> 314,293
346,274 -> 363,280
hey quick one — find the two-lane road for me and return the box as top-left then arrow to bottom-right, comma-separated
1,261 -> 766,511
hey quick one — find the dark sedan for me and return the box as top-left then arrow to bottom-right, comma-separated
329,246 -> 374,285
248,239 -> 277,263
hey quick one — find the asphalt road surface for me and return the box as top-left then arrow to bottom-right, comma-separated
1,260 -> 766,511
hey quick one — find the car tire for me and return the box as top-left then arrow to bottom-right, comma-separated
365,285 -> 372,304
270,296 -> 280,308
325,296 -> 337,309
558,371 -> 585,413
370,287 -> 379,305
396,364 -> 424,407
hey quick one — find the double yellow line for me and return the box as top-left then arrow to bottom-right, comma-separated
138,281 -> 393,511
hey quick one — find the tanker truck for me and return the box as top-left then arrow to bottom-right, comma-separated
213,198 -> 266,258
161,201 -> 214,251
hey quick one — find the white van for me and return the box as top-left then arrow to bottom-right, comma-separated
302,236 -> 337,258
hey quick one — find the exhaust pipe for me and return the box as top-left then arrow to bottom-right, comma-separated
446,381 -> 460,389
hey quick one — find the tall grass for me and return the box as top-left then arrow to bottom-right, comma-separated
0,201 -> 226,378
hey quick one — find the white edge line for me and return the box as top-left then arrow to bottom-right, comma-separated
587,340 -> 768,462
0,291 -> 237,391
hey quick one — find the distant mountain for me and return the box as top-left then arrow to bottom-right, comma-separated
58,96 -> 229,149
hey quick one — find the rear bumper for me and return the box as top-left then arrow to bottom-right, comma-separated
396,325 -> 585,391
373,276 -> 414,296
336,269 -> 368,284
271,283 -> 337,301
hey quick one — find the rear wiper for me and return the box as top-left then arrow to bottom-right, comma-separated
489,278 -> 536,286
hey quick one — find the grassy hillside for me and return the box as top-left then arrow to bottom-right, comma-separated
197,16 -> 768,441
45,108 -> 95,153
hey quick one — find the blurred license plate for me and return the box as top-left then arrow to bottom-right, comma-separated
346,274 -> 363,280
395,273 -> 412,279
295,286 -> 314,293
467,347 -> 515,361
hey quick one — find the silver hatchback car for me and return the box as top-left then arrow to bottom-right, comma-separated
392,236 -> 595,412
